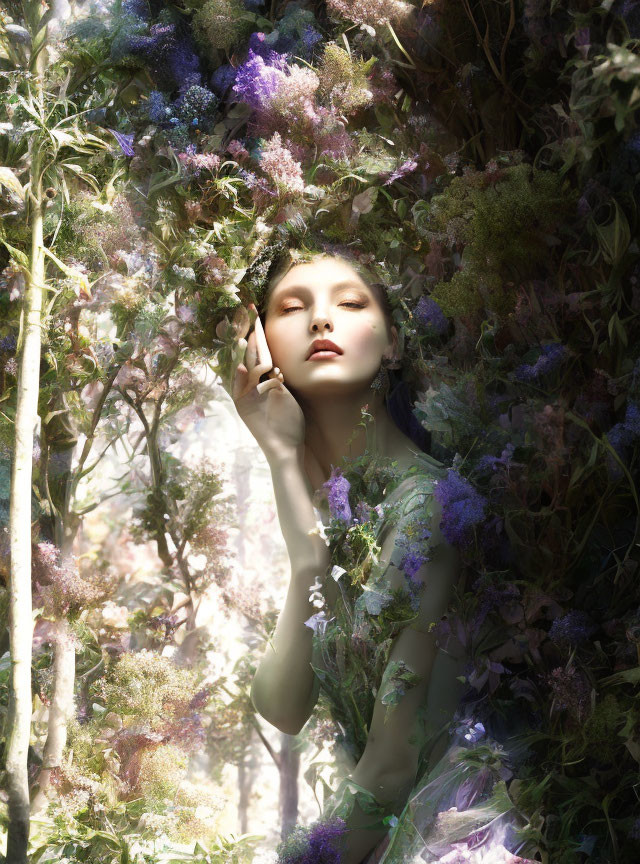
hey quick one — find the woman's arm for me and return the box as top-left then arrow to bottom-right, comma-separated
325,496 -> 465,864
250,446 -> 331,735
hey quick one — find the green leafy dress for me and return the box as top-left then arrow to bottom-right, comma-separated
305,449 -> 537,864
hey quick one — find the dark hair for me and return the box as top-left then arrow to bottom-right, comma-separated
259,249 -> 433,456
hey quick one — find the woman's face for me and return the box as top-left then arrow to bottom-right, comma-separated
263,256 -> 396,400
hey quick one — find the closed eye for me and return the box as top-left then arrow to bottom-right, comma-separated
281,302 -> 365,314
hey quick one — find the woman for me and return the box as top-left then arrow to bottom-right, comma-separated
227,249 -> 534,864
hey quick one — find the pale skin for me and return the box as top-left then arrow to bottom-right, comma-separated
229,256 -> 465,864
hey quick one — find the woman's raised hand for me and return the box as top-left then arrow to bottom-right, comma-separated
232,303 -> 306,461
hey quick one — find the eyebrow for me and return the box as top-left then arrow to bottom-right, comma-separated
271,280 -> 369,302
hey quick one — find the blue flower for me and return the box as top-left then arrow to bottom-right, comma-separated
122,0 -> 149,18
210,63 -> 237,97
605,399 -> 640,479
323,467 -> 352,523
300,24 -> 324,56
414,296 -> 449,336
147,90 -> 169,123
514,342 -> 567,382
548,610 -> 595,646
434,469 -> 488,549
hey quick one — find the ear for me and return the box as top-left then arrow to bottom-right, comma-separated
383,324 -> 399,361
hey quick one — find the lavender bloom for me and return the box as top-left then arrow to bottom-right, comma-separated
323,467 -> 352,523
243,0 -> 264,7
414,296 -> 449,336
514,342 -> 567,382
548,610 -> 595,647
247,33 -> 290,69
399,549 -> 429,579
211,63 -> 237,97
232,49 -> 286,109
434,470 -> 488,549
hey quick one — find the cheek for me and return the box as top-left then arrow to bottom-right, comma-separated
347,319 -> 388,358
264,319 -> 297,369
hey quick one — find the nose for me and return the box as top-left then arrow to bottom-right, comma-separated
310,310 -> 333,333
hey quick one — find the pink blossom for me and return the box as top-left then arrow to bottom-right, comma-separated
258,132 -> 305,196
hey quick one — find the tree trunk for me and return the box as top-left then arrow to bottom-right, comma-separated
30,618 -> 76,815
279,732 -> 300,841
237,731 -> 260,834
6,146 -> 45,862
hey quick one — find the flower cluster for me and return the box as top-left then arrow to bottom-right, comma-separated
32,541 -> 115,619
258,132 -> 306,197
276,816 -> 347,864
433,470 -> 488,549
323,466 -> 353,523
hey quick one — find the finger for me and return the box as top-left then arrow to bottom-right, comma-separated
244,330 -> 258,372
232,362 -> 249,401
252,308 -> 273,370
256,377 -> 284,395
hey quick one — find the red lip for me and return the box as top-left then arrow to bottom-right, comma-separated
307,339 -> 343,359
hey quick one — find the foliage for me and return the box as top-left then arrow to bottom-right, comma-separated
1,0 -> 640,860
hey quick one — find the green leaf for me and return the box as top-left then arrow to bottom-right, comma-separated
0,167 -> 25,200
0,239 -> 29,270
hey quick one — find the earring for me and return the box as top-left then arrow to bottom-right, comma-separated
370,354 -> 399,395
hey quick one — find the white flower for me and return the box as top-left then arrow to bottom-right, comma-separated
101,602 -> 129,629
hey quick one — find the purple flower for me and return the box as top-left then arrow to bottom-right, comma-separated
232,48 -> 286,110
354,500 -> 372,523
546,666 -> 591,721
414,296 -> 449,336
548,610 -> 595,647
399,549 -> 429,579
323,467 -> 352,523
514,342 -> 567,382
384,156 -> 419,186
277,816 -> 347,864
247,33 -> 290,69
434,470 -> 488,549
108,129 -> 135,156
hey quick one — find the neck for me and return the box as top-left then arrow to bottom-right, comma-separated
299,385 -> 411,487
